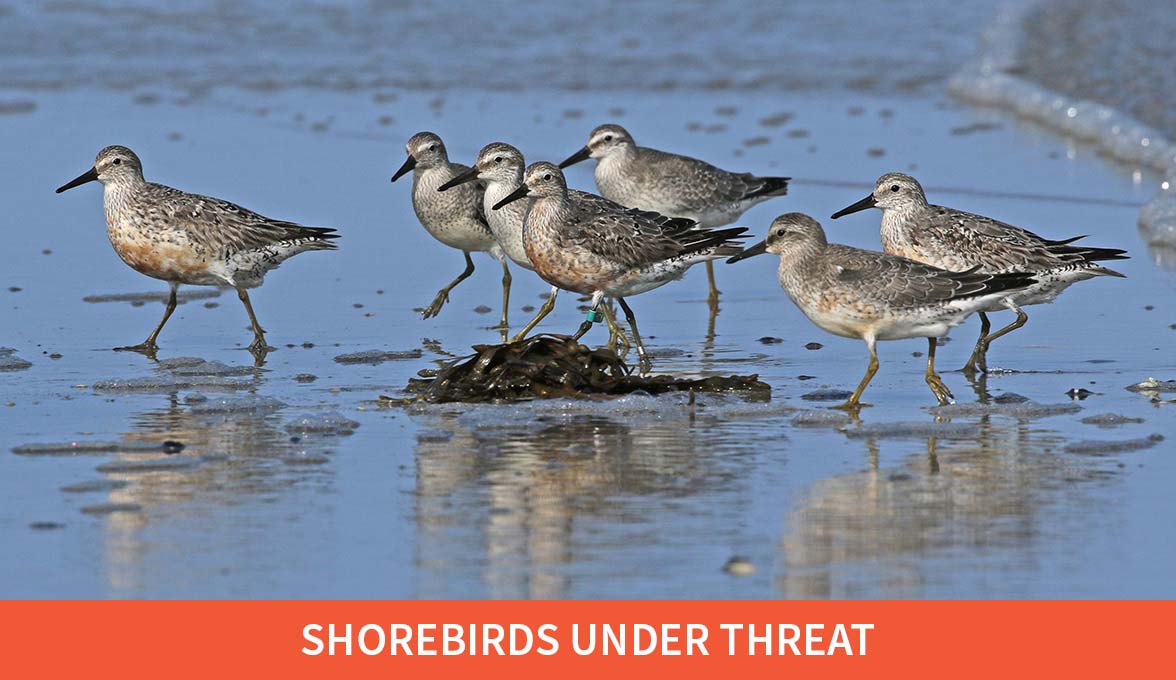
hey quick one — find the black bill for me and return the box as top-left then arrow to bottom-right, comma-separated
830,194 -> 876,219
492,185 -> 529,211
557,146 -> 591,169
55,167 -> 99,194
390,155 -> 417,182
726,240 -> 768,264
437,168 -> 479,192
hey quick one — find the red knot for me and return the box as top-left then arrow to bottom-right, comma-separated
494,162 -> 748,374
391,131 -> 510,327
559,123 -> 789,308
55,145 -> 338,359
831,172 -> 1128,374
729,213 -> 1036,408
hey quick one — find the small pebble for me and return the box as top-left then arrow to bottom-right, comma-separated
804,342 -> 823,350
29,521 -> 65,531
722,556 -> 756,576
758,336 -> 783,344
473,305 -> 492,314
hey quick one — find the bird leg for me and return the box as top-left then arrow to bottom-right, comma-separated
423,251 -> 475,319
838,339 -> 879,410
960,311 -> 992,375
617,297 -> 652,374
572,291 -> 605,341
600,302 -> 630,357
962,306 -> 1029,374
925,337 -> 955,405
236,287 -> 271,354
115,282 -> 178,355
510,286 -> 559,343
705,261 -> 720,309
496,257 -> 512,330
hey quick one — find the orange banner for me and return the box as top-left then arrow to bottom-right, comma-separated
2,601 -> 1168,678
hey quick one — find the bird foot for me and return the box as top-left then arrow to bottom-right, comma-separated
114,341 -> 159,358
959,348 -> 989,375
422,291 -> 450,319
248,335 -> 274,353
927,377 -> 956,406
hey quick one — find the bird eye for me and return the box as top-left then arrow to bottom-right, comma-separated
428,144 -> 436,151
604,135 -> 613,142
543,173 -> 552,181
890,184 -> 899,192
494,156 -> 502,164
774,228 -> 785,236
113,158 -> 122,165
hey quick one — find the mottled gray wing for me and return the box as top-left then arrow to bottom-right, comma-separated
637,147 -> 785,209
146,182 -> 337,253
826,244 -> 1015,308
561,198 -> 718,267
920,205 -> 1083,271
569,189 -> 615,207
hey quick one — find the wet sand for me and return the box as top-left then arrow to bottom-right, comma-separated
1,85 -> 1172,599
2,3 -> 1175,599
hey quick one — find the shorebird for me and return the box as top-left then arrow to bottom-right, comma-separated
728,213 -> 1035,408
494,162 -> 748,373
437,142 -> 627,346
559,123 -> 789,306
391,131 -> 511,326
55,145 -> 338,356
831,173 -> 1127,374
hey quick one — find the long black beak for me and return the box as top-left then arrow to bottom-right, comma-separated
830,194 -> 876,219
492,185 -> 529,211
438,168 -> 479,192
390,155 -> 416,183
558,146 -> 591,169
726,239 -> 768,264
56,167 -> 99,194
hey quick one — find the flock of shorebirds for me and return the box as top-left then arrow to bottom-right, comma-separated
55,124 -> 1127,409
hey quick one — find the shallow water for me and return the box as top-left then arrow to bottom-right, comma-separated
1020,0 -> 1176,140
2,3 -> 1176,599
0,0 -> 998,95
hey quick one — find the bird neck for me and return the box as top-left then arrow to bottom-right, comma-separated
523,193 -> 570,238
879,204 -> 919,250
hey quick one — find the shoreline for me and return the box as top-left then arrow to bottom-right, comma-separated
947,0 -> 1176,251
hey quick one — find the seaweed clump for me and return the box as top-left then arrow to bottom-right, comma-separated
403,335 -> 770,403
